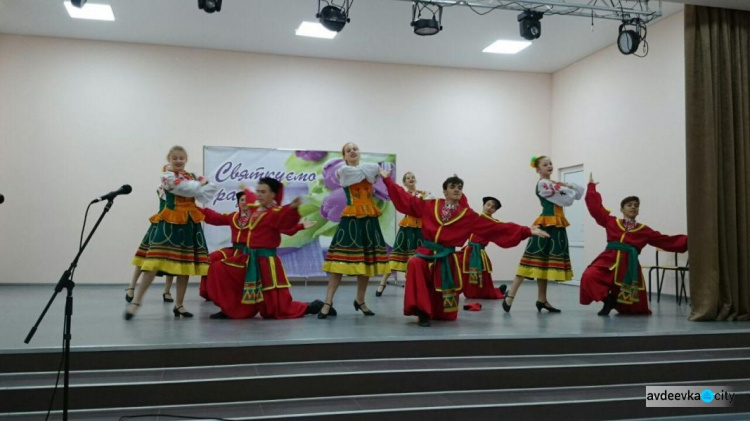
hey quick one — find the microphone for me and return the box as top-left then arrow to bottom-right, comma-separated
0,194 -> 4,204
91,185 -> 132,204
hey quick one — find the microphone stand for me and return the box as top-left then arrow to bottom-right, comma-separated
25,199 -> 115,421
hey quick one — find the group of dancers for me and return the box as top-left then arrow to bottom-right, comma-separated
123,143 -> 689,326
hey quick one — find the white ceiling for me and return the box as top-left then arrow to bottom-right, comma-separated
0,0 -> 738,73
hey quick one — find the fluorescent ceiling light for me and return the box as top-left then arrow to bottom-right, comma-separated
482,40 -> 531,54
295,21 -> 337,39
64,1 -> 115,21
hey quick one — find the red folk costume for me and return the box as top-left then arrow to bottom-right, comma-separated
199,190 -> 262,301
579,183 -> 688,315
201,204 -> 309,319
383,177 -> 531,321
459,213 -> 506,300
199,222 -> 306,301
388,190 -> 430,272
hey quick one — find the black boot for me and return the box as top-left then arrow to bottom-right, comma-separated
417,311 -> 431,327
306,299 -> 325,315
499,284 -> 508,296
598,296 -> 616,316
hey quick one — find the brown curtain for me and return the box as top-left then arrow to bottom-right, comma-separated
685,5 -> 750,321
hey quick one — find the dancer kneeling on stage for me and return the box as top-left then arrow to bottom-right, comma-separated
460,196 -> 508,300
202,178 -> 324,319
198,188 -> 259,301
381,169 -> 549,327
580,173 -> 688,316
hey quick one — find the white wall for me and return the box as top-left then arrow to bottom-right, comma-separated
0,34 -> 552,285
551,11 -> 688,296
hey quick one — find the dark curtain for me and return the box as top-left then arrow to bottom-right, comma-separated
685,5 -> 750,321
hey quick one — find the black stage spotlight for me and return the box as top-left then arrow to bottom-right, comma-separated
618,18 -> 646,55
198,0 -> 222,14
411,2 -> 443,36
71,0 -> 87,8
518,10 -> 543,40
317,0 -> 352,33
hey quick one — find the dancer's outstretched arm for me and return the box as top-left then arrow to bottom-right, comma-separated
381,168 -> 425,219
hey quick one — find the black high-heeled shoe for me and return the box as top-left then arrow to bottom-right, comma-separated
123,302 -> 140,320
173,305 -> 194,318
162,292 -> 174,303
317,302 -> 337,319
598,296 -> 616,316
125,288 -> 135,303
536,301 -> 561,313
499,284 -> 508,296
354,300 -> 375,316
375,283 -> 387,297
502,295 -> 514,313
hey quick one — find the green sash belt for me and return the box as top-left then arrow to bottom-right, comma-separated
467,242 -> 485,273
605,241 -> 640,305
415,241 -> 456,291
233,244 -> 276,304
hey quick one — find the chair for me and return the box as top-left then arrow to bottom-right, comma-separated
646,249 -> 689,305
676,261 -> 689,305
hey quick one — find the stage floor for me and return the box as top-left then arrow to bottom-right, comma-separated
2,281 -> 748,353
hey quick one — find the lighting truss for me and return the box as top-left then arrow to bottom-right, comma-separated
394,0 -> 662,23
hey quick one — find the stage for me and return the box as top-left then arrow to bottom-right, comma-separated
2,281 -> 750,420
1,280 -> 745,353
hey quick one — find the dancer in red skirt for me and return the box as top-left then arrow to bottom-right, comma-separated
460,196 -> 508,300
199,189 -> 315,302
198,188 -> 259,301
202,178 -> 323,319
376,171 -> 432,297
381,169 -> 549,327
580,173 -> 688,315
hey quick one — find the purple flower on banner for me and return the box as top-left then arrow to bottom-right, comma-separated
320,159 -> 397,222
320,188 -> 347,222
295,150 -> 328,162
322,158 -> 343,190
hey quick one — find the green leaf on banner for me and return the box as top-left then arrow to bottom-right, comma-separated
298,203 -> 319,217
376,199 -> 397,246
280,212 -> 326,248
315,220 -> 340,237
306,192 -> 326,208
361,154 -> 396,164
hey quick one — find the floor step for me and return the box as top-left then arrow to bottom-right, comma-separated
5,380 -> 750,420
3,348 -> 750,413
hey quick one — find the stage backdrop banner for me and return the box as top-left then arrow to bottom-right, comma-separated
203,146 -> 397,277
